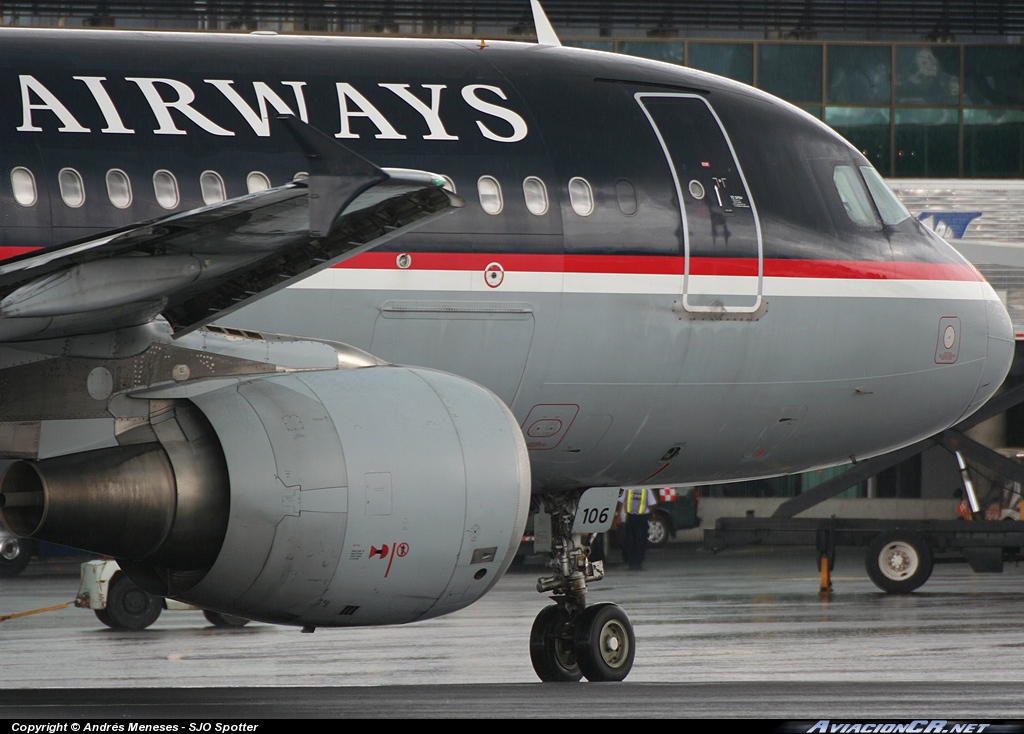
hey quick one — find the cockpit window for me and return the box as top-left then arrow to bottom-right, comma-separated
860,166 -> 911,226
832,165 -> 880,228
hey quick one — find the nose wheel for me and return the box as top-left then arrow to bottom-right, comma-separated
531,491 -> 636,682
530,602 -> 635,682
574,602 -> 635,681
530,604 -> 582,682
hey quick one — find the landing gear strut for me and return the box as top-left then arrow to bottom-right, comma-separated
529,493 -> 636,682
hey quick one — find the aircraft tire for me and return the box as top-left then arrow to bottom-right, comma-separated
573,602 -> 635,682
96,573 -> 163,630
0,538 -> 32,577
203,610 -> 250,628
529,604 -> 582,682
866,530 -> 933,594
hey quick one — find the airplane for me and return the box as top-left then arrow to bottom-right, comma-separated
0,2 -> 1013,683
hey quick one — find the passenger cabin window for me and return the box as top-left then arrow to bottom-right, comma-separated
568,177 -> 594,216
615,180 -> 638,216
246,171 -> 271,194
58,168 -> 85,208
440,175 -> 456,194
153,170 -> 180,209
11,167 -> 37,207
105,169 -> 132,209
832,166 -> 879,228
523,176 -> 549,215
200,170 -> 226,205
477,176 -> 503,215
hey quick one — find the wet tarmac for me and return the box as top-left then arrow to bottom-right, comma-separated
3,545 -> 1024,718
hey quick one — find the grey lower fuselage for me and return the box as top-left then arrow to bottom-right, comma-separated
228,264 -> 1006,493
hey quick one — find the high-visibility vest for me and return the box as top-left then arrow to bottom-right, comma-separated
624,489 -> 647,515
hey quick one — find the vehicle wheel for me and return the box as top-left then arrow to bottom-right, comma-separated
865,530 -> 934,594
203,610 -> 250,628
96,573 -> 162,630
530,605 -> 582,682
0,537 -> 32,578
573,602 -> 635,682
647,512 -> 670,547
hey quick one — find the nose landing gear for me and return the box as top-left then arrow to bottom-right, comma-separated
529,494 -> 636,682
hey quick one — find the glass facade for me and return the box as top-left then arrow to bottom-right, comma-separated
825,107 -> 891,171
689,43 -> 752,85
964,109 -> 1024,177
828,45 -> 890,104
896,46 -> 959,105
758,44 -> 822,103
894,108 -> 958,177
577,38 -> 1024,178
618,40 -> 683,64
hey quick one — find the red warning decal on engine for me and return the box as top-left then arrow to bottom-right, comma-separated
350,541 -> 411,577
383,540 -> 409,577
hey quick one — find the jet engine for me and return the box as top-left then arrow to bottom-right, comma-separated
0,366 -> 531,627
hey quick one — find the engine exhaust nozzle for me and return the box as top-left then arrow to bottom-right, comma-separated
0,437 -> 227,571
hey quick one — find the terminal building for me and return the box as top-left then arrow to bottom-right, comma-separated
4,0 -> 1023,516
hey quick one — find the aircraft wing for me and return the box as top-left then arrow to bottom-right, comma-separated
0,118 -> 461,339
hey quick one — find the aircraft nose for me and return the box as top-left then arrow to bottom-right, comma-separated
960,283 -> 1015,422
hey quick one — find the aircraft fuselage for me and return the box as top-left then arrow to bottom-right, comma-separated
0,29 -> 1012,492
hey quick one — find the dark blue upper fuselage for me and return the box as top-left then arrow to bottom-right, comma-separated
0,29 -> 960,267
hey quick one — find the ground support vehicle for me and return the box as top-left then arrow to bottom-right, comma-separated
76,560 -> 249,630
705,516 -> 1024,593
647,487 -> 700,546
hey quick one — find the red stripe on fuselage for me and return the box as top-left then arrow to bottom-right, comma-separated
0,246 -> 982,282
0,246 -> 45,261
336,252 -> 984,282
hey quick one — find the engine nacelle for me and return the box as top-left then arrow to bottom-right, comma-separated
0,366 -> 531,627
